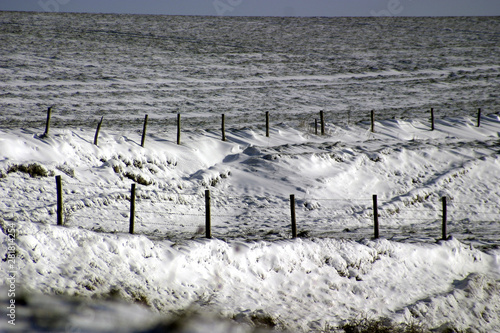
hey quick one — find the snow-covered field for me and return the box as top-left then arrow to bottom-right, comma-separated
0,12 -> 499,332
1,13 -> 499,129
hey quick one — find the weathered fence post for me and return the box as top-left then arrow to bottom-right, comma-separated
177,114 -> 181,145
94,116 -> 104,146
56,175 -> 63,226
373,194 -> 379,239
315,119 -> 318,135
477,108 -> 481,128
265,111 -> 270,137
205,189 -> 211,239
141,114 -> 148,148
430,108 -> 435,131
320,110 -> 325,135
371,110 -> 375,133
221,114 -> 226,141
442,196 -> 447,240
129,183 -> 136,234
290,194 -> 297,238
43,106 -> 53,137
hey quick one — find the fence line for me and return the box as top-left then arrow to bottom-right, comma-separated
12,106 -> 498,149
2,175 -> 491,243
1,176 -> 498,243
3,108 -> 494,241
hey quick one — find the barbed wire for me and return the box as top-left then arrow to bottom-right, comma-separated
450,220 -> 499,224
12,110 -> 499,133
62,180 -> 132,190
141,220 -> 201,227
451,210 -> 499,214
2,172 -> 499,242
450,200 -> 498,205
382,218 -> 438,222
2,189 -> 498,215
303,198 -> 373,202
164,212 -> 205,217
213,204 -> 252,209
212,213 -> 241,218
140,221 -> 197,227
72,215 -> 127,225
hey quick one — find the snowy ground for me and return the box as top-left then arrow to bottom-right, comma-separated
1,115 -> 500,332
0,12 -> 500,333
1,14 -> 499,130
1,115 -> 500,246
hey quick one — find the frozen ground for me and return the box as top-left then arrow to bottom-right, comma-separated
0,13 -> 499,130
1,115 -> 500,332
1,116 -> 500,246
0,11 -> 499,333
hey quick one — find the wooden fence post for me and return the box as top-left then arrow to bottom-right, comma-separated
177,114 -> 181,145
129,183 -> 136,234
442,196 -> 447,240
94,116 -> 103,146
221,114 -> 226,141
265,111 -> 270,137
477,108 -> 481,128
43,106 -> 53,137
320,110 -> 325,135
205,189 -> 211,239
141,114 -> 148,148
315,119 -> 318,135
430,108 -> 435,131
290,194 -> 297,238
56,175 -> 63,226
371,110 -> 375,133
373,194 -> 379,239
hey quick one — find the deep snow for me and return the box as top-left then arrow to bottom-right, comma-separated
0,11 -> 500,333
1,116 -> 500,332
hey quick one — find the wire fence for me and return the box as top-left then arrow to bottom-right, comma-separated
7,105 -> 499,151
1,109 -> 499,245
8,104 -> 496,132
1,175 -> 498,247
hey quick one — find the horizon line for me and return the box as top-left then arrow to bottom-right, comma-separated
1,9 -> 500,18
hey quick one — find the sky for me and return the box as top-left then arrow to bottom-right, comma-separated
1,0 -> 500,17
